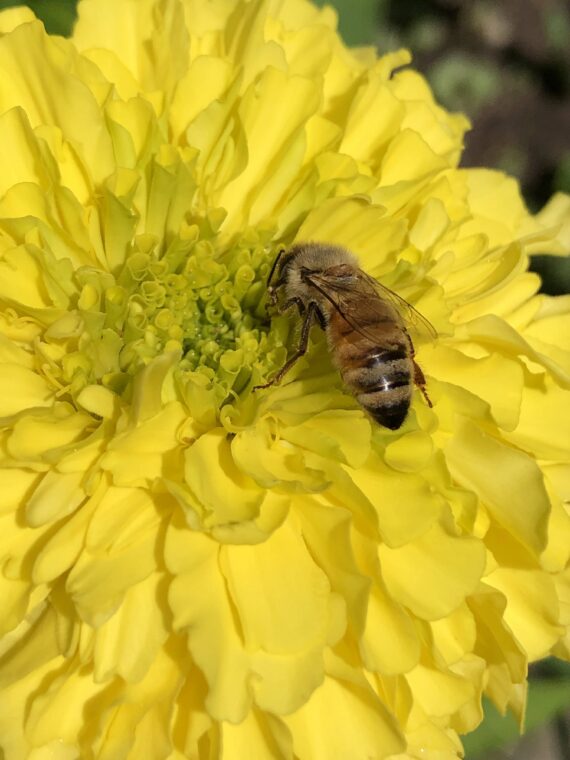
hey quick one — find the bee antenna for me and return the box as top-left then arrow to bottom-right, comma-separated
267,247 -> 286,287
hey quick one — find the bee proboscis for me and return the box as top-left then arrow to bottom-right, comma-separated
254,242 -> 435,430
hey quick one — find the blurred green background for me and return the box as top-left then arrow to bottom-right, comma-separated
0,1 -> 568,756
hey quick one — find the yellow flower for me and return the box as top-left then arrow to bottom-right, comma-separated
0,1 -> 569,758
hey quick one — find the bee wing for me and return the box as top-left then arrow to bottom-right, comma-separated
308,271 -> 437,344
306,273 -> 393,344
360,272 -> 438,341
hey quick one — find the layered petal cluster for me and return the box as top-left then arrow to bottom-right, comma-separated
0,1 -> 569,758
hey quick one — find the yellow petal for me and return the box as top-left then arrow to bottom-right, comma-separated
284,673 -> 405,760
486,568 -> 563,660
25,657 -> 105,748
210,491 -> 290,546
384,430 -> 434,472
534,192 -> 570,254
0,6 -> 36,33
421,344 -> 524,431
391,68 -> 468,158
223,1 -> 287,88
266,13 -> 336,81
405,709 -> 466,758
406,662 -> 475,720
409,197 -> 450,251
0,467 -> 40,515
430,602 -> 477,666
449,654 -> 487,733
231,420 -> 330,491
31,486 -> 102,585
221,520 -> 346,714
0,364 -> 54,417
554,571 -> 570,628
0,604 -> 61,690
92,642 -> 186,760
170,55 -> 234,139
218,67 -> 320,231
446,420 -> 550,555
167,662 -> 212,759
294,498 -> 369,635
379,522 -> 485,620
8,407 -> 90,461
105,97 -> 161,170
0,632 -> 70,758
360,581 -> 420,675
183,429 -> 264,528
280,409 -> 371,468
73,0 -> 156,85
0,333 -> 33,370
100,169 -> 140,273
541,477 -> 570,572
221,709 -> 293,760
65,487 -> 160,625
76,384 -> 119,420
523,293 -> 570,357
100,401 -> 186,486
0,107 -> 55,198
462,169 -> 528,246
339,74 -> 404,166
130,351 -> 181,424
296,196 -> 407,271
0,574 -> 30,638
0,507 -> 54,582
450,246 -> 538,324
26,470 -> 87,527
165,522 -> 251,722
220,519 -> 339,654
463,313 -> 570,385
0,21 -> 115,184
379,128 -> 448,187
505,375 -> 570,461
345,452 -> 441,548
467,583 -> 526,714
92,572 -> 168,683
0,241 -> 77,319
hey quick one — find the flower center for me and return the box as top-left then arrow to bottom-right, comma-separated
41,232 -> 290,412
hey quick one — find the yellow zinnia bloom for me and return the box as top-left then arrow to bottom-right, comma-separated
0,1 -> 569,758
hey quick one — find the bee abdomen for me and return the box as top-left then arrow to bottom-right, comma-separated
341,349 -> 412,430
361,390 -> 411,429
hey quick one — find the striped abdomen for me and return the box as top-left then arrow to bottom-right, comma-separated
327,306 -> 412,430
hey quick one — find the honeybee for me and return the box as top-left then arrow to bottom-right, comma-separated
255,242 -> 434,429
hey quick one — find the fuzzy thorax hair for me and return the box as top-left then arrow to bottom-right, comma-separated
279,242 -> 359,304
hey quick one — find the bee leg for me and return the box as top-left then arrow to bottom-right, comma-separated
412,360 -> 432,408
264,287 -> 278,314
315,306 -> 326,329
253,302 -> 317,391
402,329 -> 432,408
280,297 -> 305,316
